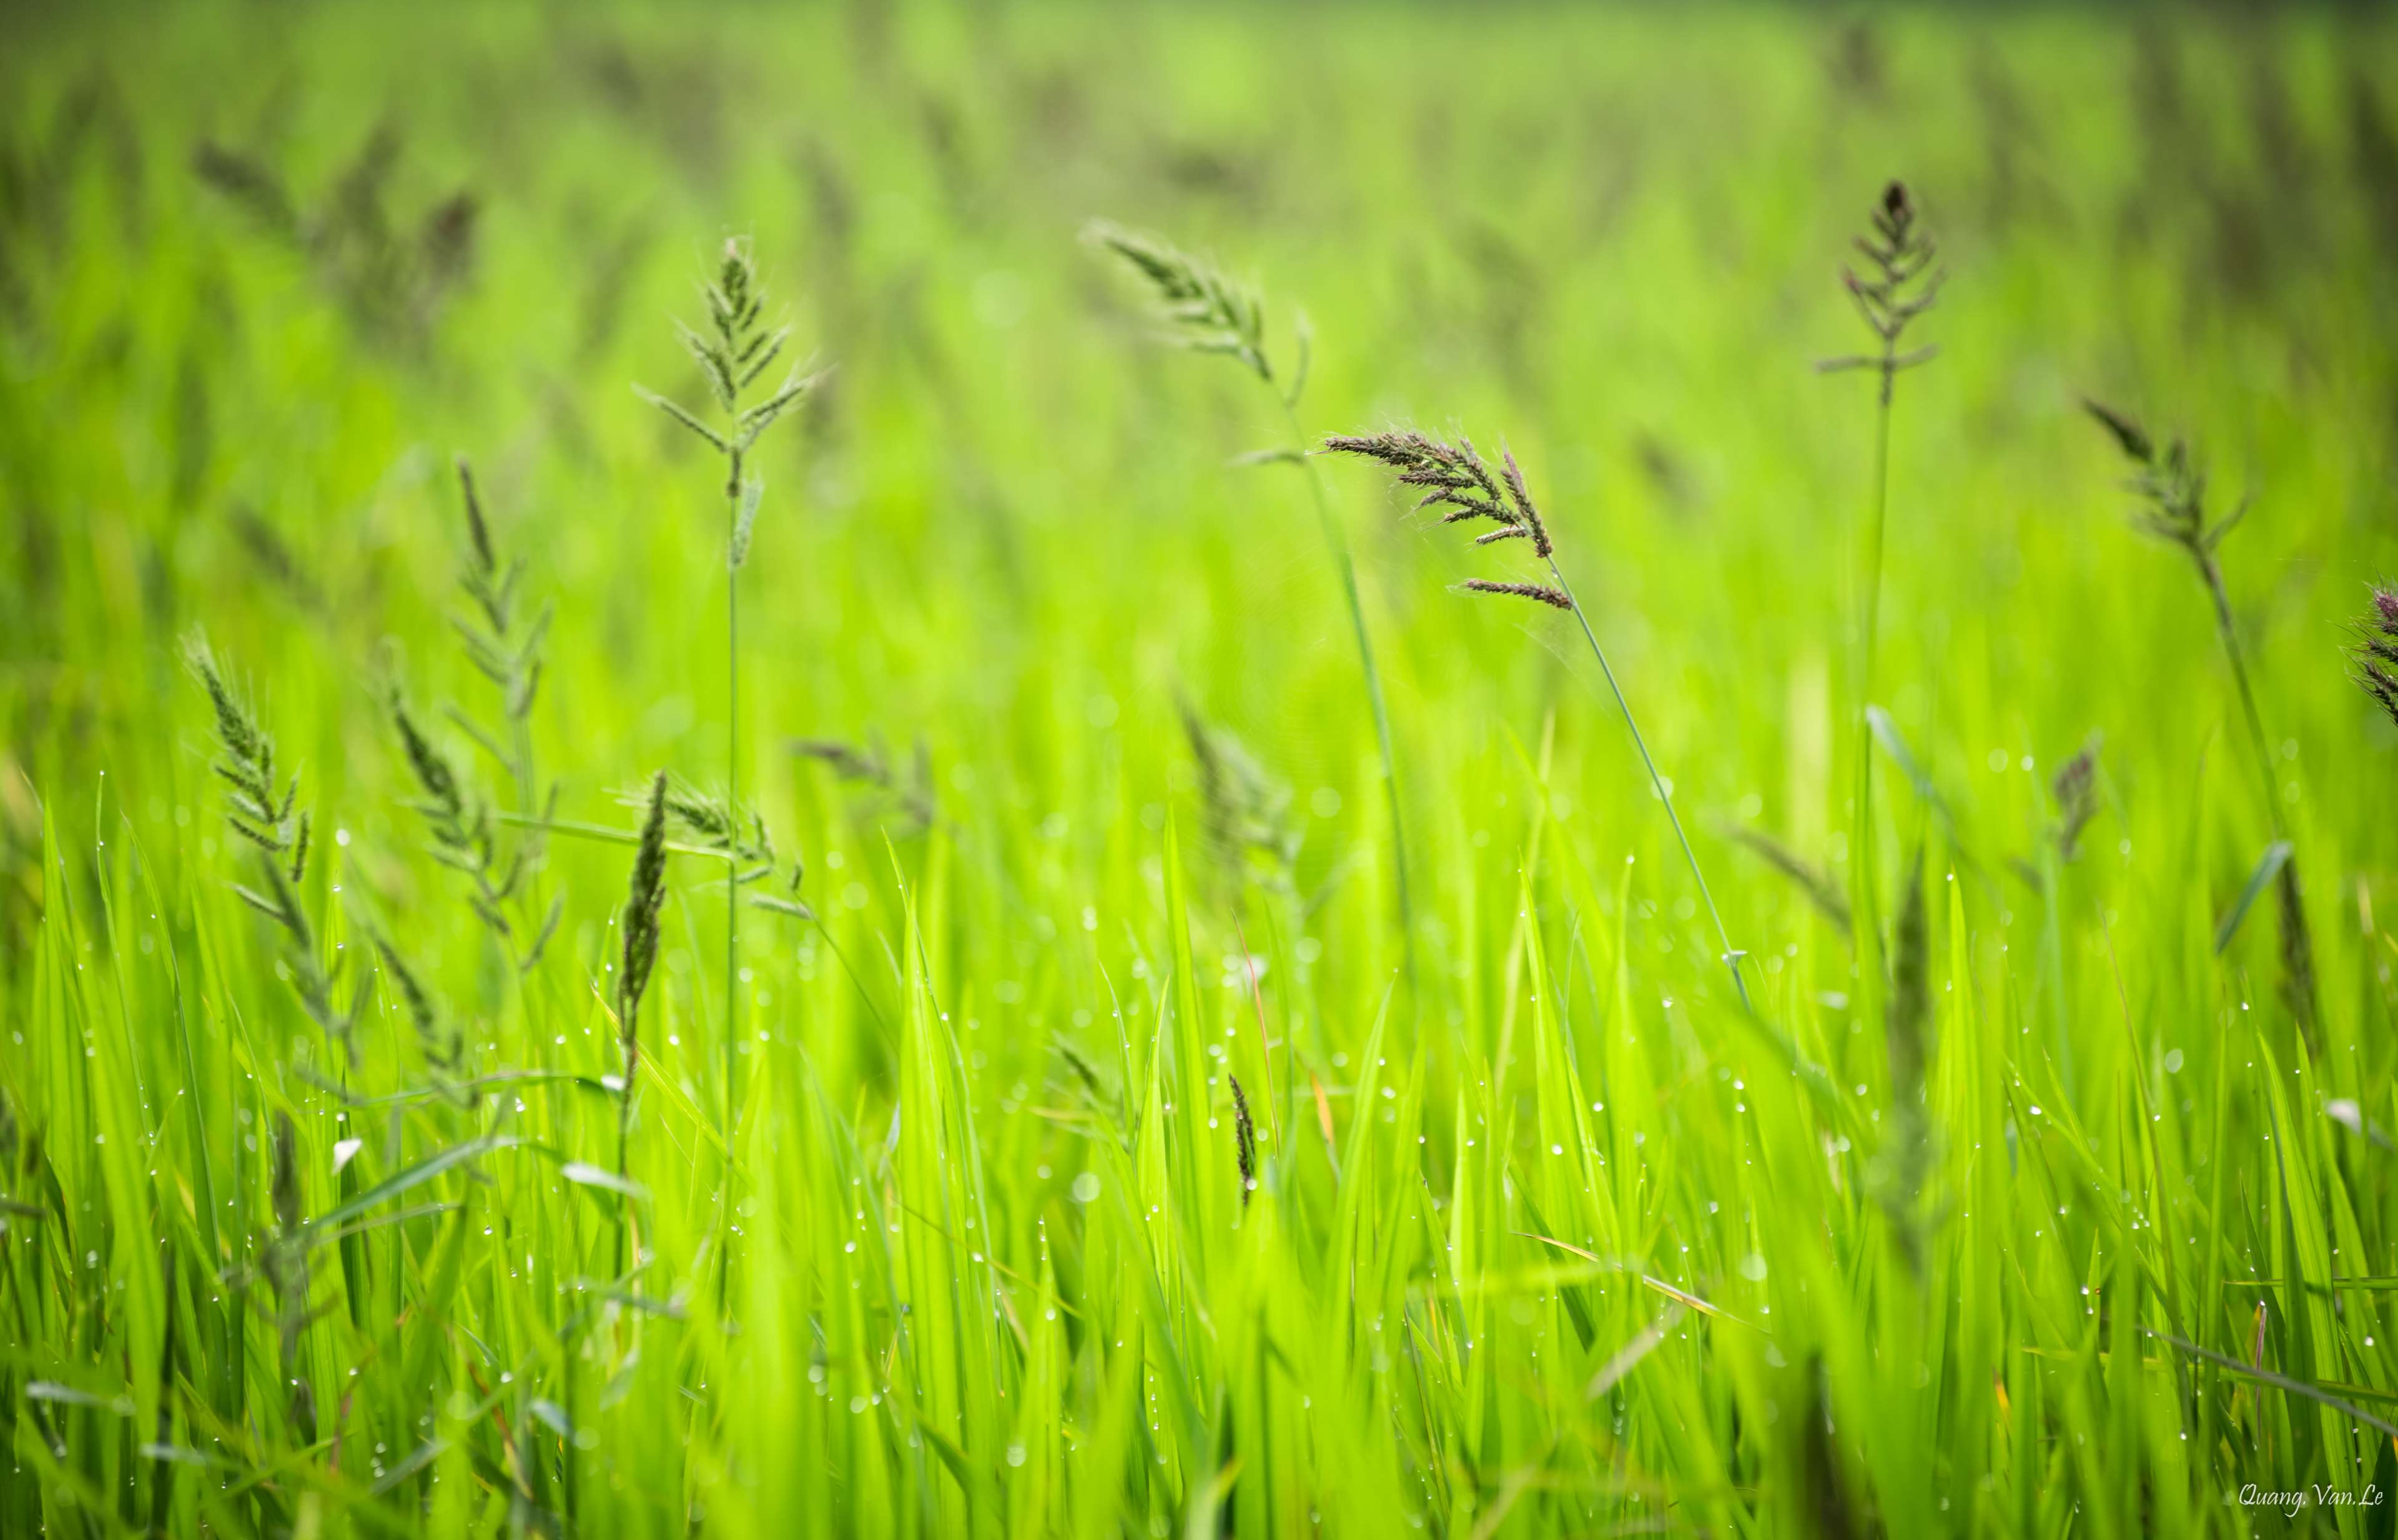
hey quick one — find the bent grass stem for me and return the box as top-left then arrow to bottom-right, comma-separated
1544,558 -> 1752,1012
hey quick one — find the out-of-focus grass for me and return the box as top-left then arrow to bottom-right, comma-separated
4,3 -> 2398,1534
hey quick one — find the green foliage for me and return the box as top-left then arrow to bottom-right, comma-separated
4,6 -> 2398,1539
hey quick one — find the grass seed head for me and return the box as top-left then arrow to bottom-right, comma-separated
633,777 -> 784,887
455,455 -> 496,578
370,930 -> 434,1042
2081,400 -> 2243,564
1818,179 -> 1944,399
1874,846 -> 1935,1273
368,928 -> 468,1095
1460,579 -> 1572,610
2347,583 -> 2398,728
389,688 -> 465,823
1229,1073 -> 1258,1207
2052,740 -> 2101,860
2277,857 -> 2318,1043
269,1111 -> 301,1237
1085,219 -> 1273,385
1321,428 -> 1567,605
638,236 -> 825,507
618,771 -> 671,1051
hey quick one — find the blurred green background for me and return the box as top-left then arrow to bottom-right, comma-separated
7,2 -> 2398,1535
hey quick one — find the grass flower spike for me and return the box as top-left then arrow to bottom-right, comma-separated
1819,180 -> 1945,402
1084,220 -> 1284,395
2349,583 -> 2398,726
1320,430 -> 1563,605
616,771 -> 670,1215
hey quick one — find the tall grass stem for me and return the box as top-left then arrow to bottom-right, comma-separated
725,455 -> 743,1148
1544,558 -> 1750,1011
1853,393 -> 1892,994
1283,400 -> 1414,987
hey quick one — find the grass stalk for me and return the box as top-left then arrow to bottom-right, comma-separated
724,450 -> 741,1143
1283,399 -> 1415,983
2200,550 -> 2284,836
1852,392 -> 1893,980
1545,556 -> 1752,1010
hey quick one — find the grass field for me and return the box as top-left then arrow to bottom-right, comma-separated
7,2 -> 2398,1535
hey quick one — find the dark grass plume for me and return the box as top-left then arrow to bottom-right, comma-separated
616,771 -> 671,1203
1873,845 -> 1934,1275
1053,1040 -> 1117,1123
1230,1073 -> 1258,1208
1323,428 -> 1752,1009
2085,399 -> 2316,1038
2346,583 -> 2398,728
1818,180 -> 1944,402
1320,430 -> 1557,592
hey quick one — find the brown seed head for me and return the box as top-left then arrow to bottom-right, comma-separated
618,772 -> 671,1057
1321,428 -> 1572,610
1229,1074 -> 1258,1207
2051,741 -> 2101,861
1820,180 -> 1943,398
1461,579 -> 1573,610
2348,583 -> 2398,729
